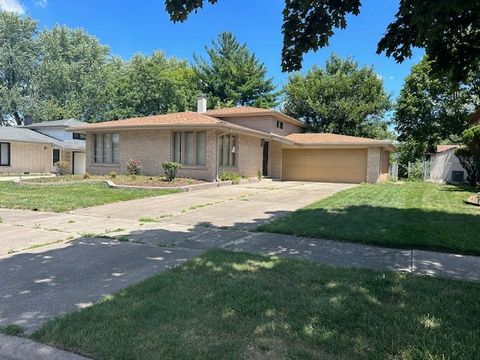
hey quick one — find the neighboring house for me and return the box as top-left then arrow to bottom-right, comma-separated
0,119 -> 86,174
427,145 -> 467,183
70,96 -> 395,184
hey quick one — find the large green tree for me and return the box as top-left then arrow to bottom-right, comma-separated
283,55 -> 392,138
165,0 -> 480,81
30,25 -> 111,122
0,12 -> 37,125
104,51 -> 200,120
194,32 -> 277,109
394,57 -> 474,148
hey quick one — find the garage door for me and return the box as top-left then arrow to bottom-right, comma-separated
282,149 -> 367,183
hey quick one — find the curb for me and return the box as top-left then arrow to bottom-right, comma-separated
0,334 -> 91,360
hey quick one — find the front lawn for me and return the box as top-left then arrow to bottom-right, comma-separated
0,181 -> 177,212
258,182 -> 480,255
33,250 -> 480,359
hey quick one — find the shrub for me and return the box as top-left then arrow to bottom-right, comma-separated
54,161 -> 70,176
455,125 -> 480,186
407,161 -> 424,181
162,161 -> 182,182
108,171 -> 117,179
220,172 -> 241,184
127,159 -> 142,175
83,172 -> 91,179
257,170 -> 263,181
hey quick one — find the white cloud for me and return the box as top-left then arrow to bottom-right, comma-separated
34,0 -> 47,8
0,0 -> 25,13
389,76 -> 395,80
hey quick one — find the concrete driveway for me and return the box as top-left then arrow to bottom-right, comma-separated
0,180 -> 353,332
0,181 -> 353,254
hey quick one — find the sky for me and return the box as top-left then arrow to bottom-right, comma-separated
1,0 -> 424,99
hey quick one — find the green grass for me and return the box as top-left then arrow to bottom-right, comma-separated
0,181 -> 178,212
0,324 -> 24,336
33,250 -> 480,360
258,182 -> 480,255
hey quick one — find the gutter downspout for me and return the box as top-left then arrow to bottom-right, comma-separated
216,129 -> 232,181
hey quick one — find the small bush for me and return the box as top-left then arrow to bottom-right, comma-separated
162,161 -> 182,182
54,161 -> 70,176
257,170 -> 263,181
407,162 -> 424,181
127,159 -> 142,175
220,172 -> 241,184
109,171 -> 117,179
83,172 -> 91,179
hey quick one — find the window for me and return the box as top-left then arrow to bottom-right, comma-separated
53,149 -> 60,165
219,134 -> 237,167
93,133 -> 119,164
173,131 -> 206,166
0,142 -> 10,166
276,120 -> 284,130
73,132 -> 86,140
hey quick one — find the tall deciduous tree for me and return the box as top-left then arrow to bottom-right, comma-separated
0,12 -> 37,125
165,0 -> 480,81
30,25 -> 111,122
394,57 -> 475,148
283,55 -> 392,138
104,51 -> 200,120
194,32 -> 277,109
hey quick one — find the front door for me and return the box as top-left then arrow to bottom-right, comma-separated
262,141 -> 269,176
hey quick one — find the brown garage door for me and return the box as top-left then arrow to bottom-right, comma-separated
282,149 -> 367,183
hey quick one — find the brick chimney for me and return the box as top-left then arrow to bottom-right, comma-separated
197,95 -> 207,113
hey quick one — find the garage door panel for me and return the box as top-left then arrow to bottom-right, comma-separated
282,149 -> 367,183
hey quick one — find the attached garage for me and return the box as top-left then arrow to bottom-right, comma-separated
282,148 -> 367,183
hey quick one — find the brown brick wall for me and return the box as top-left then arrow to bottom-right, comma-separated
86,129 -> 262,181
0,142 -> 52,174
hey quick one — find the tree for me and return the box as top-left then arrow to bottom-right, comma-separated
30,25 -> 111,122
194,32 -> 277,108
394,57 -> 472,149
165,0 -> 480,81
0,12 -> 37,125
104,51 -> 200,120
455,126 -> 480,186
282,55 -> 392,138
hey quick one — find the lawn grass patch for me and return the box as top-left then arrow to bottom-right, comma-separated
0,181 -> 178,212
33,250 -> 480,360
258,182 -> 480,255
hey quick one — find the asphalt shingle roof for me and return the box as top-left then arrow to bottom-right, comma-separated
0,126 -> 85,150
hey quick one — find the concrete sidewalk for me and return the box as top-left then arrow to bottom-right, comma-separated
0,334 -> 90,360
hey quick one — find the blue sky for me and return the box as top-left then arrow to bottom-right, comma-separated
4,0 -> 424,99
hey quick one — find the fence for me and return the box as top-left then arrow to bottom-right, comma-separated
408,161 -> 466,183
388,163 -> 398,181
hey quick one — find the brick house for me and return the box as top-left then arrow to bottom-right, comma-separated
71,96 -> 395,183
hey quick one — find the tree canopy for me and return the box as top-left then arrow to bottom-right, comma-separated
0,12 -> 37,125
282,55 -> 392,138
194,32 -> 277,109
394,57 -> 475,148
165,0 -> 480,81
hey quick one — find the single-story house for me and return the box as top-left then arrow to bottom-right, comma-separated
70,97 -> 395,183
0,119 -> 86,174
427,145 -> 467,183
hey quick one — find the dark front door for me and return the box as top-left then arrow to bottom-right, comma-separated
262,141 -> 269,176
